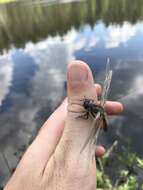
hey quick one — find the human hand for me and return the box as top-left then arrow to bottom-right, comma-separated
5,61 -> 123,190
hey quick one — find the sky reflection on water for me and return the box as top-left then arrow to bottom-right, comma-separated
0,0 -> 143,186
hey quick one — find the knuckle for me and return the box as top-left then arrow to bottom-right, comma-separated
67,96 -> 85,115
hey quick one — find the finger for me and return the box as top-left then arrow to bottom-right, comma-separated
56,61 -> 98,159
23,99 -> 67,170
94,84 -> 123,115
95,146 -> 105,157
94,84 -> 102,96
105,101 -> 123,115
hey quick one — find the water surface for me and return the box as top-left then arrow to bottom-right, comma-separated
0,0 -> 143,186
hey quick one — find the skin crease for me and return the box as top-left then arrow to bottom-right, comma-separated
4,61 -> 123,190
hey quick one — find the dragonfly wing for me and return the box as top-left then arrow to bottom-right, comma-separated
92,60 -> 112,145
100,58 -> 113,107
93,120 -> 103,145
80,60 -> 113,152
80,112 -> 101,152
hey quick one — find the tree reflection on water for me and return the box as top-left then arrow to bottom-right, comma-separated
0,0 -> 143,52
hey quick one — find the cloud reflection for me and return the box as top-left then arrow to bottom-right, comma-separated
104,60 -> 143,156
0,35 -> 74,141
105,22 -> 137,48
25,36 -> 73,106
63,25 -> 100,51
0,55 -> 13,107
0,35 -> 74,186
1,21 -> 143,185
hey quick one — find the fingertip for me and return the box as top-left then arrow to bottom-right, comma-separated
68,60 -> 90,69
67,60 -> 94,96
95,145 -> 106,157
119,102 -> 124,112
67,60 -> 91,82
105,101 -> 124,115
112,102 -> 124,113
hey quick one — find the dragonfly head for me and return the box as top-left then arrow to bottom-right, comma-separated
83,99 -> 91,110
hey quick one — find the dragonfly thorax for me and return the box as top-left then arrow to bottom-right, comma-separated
83,99 -> 105,115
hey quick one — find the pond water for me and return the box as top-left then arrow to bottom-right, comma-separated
0,0 -> 143,186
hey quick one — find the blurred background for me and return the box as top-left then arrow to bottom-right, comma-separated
0,0 -> 143,188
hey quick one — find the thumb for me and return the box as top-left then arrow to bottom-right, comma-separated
58,61 -> 98,159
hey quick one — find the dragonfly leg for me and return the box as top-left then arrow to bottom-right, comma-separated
90,110 -> 96,118
77,111 -> 89,119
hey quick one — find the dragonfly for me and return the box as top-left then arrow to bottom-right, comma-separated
80,58 -> 113,152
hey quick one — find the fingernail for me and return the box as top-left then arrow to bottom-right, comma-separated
68,64 -> 88,85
